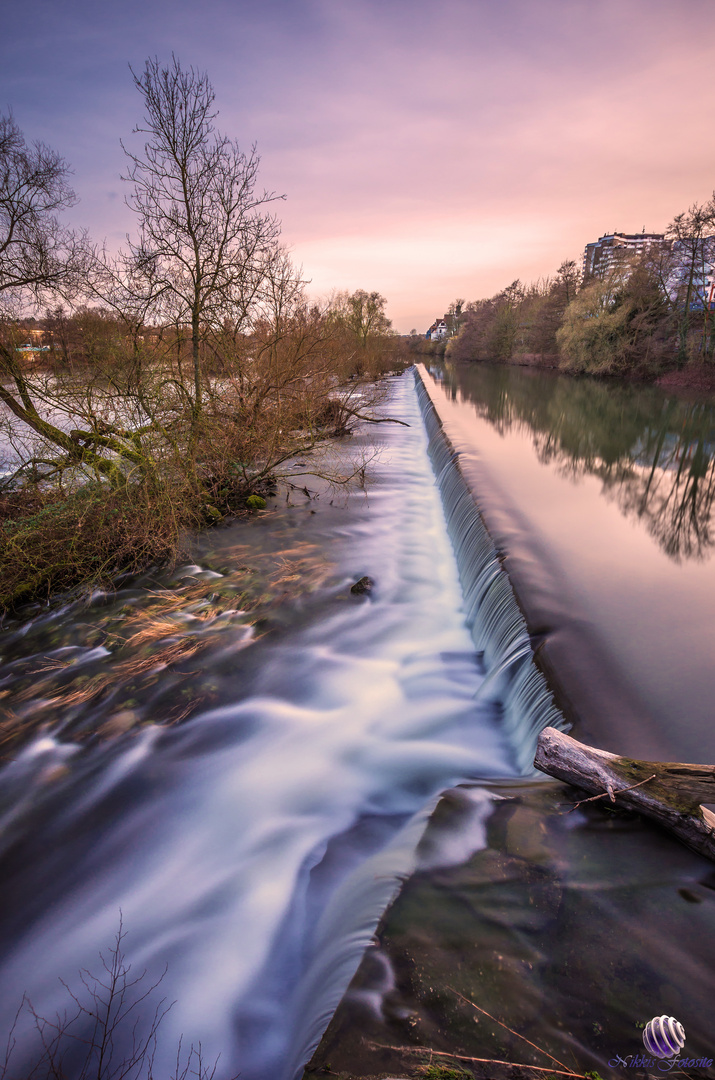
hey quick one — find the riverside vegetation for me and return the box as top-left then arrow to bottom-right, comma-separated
0,57 -> 406,614
445,194 -> 715,378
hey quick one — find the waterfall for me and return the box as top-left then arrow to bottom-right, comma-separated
414,368 -> 568,770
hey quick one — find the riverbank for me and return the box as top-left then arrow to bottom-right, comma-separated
451,350 -> 715,403
655,363 -> 715,395
0,361 -> 411,616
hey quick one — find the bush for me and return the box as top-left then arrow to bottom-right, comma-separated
0,482 -> 182,612
557,264 -> 673,377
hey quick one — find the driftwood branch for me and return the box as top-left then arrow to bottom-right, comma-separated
447,986 -> 572,1073
365,1041 -> 587,1077
535,727 -> 715,862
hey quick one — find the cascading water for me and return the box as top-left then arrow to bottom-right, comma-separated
0,370 -> 564,1080
414,368 -> 567,770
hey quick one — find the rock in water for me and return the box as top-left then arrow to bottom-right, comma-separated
350,576 -> 374,596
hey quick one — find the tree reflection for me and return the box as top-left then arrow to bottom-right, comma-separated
428,363 -> 715,562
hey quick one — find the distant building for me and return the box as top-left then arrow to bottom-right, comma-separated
426,312 -> 460,341
582,231 -> 715,311
582,232 -> 669,278
426,319 -> 447,340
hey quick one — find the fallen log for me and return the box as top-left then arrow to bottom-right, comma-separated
534,727 -> 715,862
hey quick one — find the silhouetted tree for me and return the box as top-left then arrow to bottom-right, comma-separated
120,56 -> 283,436
0,113 -> 87,308
666,198 -> 715,362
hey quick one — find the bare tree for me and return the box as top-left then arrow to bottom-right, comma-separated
121,56 -> 283,437
0,68 -> 406,611
330,289 -> 392,347
666,197 -> 715,362
554,259 -> 580,306
328,289 -> 401,376
0,114 -> 97,478
0,113 -> 86,309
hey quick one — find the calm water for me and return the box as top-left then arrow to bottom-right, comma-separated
422,361 -> 715,765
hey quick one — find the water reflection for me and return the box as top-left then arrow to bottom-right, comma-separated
429,362 -> 715,561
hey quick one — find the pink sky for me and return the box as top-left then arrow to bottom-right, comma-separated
2,0 -> 715,332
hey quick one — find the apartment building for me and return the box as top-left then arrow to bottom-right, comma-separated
582,232 -> 668,278
669,237 -> 715,311
582,230 -> 715,310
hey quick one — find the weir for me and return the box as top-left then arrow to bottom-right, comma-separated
414,366 -> 567,771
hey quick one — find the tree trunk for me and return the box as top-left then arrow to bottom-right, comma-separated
534,727 -> 715,862
192,309 -> 202,414
678,253 -> 696,364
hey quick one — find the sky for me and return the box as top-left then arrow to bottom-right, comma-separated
1,0 -> 714,333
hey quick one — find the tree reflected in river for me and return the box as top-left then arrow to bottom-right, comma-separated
428,362 -> 715,562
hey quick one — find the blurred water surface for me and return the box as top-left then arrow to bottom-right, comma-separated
0,374 -> 516,1080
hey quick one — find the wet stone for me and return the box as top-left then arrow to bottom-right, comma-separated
351,576 -> 374,596
100,709 -> 140,737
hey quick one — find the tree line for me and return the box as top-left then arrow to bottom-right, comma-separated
447,198 -> 715,377
0,57 -> 405,611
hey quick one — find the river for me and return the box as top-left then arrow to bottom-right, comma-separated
0,372 -> 553,1080
421,360 -> 715,765
0,365 -> 713,1080
304,362 -> 715,1079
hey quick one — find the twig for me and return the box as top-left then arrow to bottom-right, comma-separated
365,1040 -> 586,1077
448,987 -> 573,1073
567,774 -> 656,812
339,403 -> 410,427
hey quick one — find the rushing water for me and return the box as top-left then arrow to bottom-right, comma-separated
422,360 -> 715,765
0,373 -> 559,1080
300,364 -> 715,1080
6,364 -> 714,1080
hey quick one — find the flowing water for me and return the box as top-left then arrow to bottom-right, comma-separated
4,363 -> 715,1080
301,364 -> 715,1079
0,373 -> 560,1080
